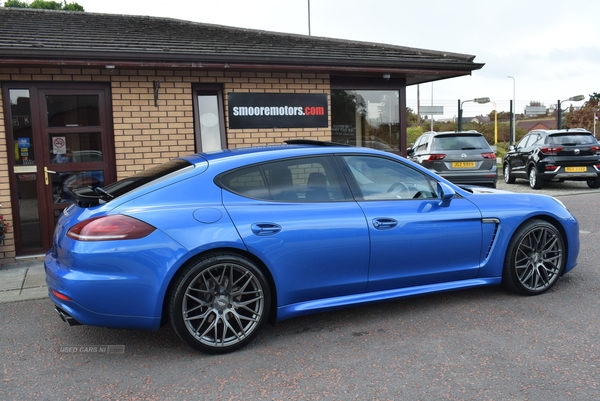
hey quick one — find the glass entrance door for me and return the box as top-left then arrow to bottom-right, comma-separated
4,84 -> 115,256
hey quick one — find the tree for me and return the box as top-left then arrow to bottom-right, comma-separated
489,110 -> 511,121
563,94 -> 600,131
406,107 -> 419,125
3,0 -> 84,11
3,1 -> 29,6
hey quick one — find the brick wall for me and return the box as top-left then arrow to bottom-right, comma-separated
0,65 -> 332,263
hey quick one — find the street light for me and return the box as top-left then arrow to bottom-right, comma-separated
490,100 -> 498,145
507,76 -> 515,144
458,97 -> 490,131
557,95 -> 585,129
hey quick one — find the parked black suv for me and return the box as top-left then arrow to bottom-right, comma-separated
408,130 -> 497,187
503,128 -> 600,189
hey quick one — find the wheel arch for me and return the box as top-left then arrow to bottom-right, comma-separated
502,215 -> 569,279
160,247 -> 279,326
527,162 -> 539,174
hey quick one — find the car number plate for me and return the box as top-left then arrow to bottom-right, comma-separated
565,166 -> 587,172
452,162 -> 476,168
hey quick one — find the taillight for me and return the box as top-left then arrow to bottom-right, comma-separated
67,215 -> 156,241
481,152 -> 496,159
590,145 -> 600,153
539,147 -> 563,155
425,154 -> 446,161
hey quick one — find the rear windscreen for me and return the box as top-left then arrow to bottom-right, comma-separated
432,135 -> 490,151
103,159 -> 193,198
546,134 -> 597,146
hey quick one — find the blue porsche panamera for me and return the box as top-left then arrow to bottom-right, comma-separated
45,140 -> 579,353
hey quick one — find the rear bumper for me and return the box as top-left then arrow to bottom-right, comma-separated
44,230 -> 193,331
542,171 -> 599,181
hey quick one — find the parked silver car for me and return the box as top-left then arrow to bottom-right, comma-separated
408,130 -> 497,187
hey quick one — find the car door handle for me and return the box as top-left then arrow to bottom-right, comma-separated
251,223 -> 282,236
372,218 -> 398,230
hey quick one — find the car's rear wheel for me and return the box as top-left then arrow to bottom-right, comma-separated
169,253 -> 271,354
587,176 -> 600,189
502,219 -> 565,295
503,163 -> 515,184
528,166 -> 543,189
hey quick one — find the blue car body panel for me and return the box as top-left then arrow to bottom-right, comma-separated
358,197 -> 483,292
45,144 -> 580,330
222,191 -> 370,306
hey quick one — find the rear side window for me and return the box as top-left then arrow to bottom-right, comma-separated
220,156 -> 346,202
432,135 -> 490,151
415,137 -> 429,152
547,134 -> 597,145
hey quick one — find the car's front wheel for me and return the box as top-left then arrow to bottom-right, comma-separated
503,163 -> 515,184
502,219 -> 565,295
529,166 -> 543,189
168,253 -> 271,354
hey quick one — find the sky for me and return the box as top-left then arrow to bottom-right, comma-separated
71,0 -> 600,120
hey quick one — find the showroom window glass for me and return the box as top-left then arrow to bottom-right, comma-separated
331,90 -> 400,152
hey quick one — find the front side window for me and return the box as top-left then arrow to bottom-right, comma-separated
220,156 -> 345,202
342,155 -> 437,200
331,90 -> 399,152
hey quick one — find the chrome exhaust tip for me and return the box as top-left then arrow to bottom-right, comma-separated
54,306 -> 82,326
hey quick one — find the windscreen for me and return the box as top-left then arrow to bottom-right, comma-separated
103,159 -> 193,198
432,135 -> 490,151
547,134 -> 597,146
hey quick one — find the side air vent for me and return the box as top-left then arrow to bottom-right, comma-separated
482,218 -> 500,260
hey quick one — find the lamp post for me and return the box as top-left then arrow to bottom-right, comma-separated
557,95 -> 585,129
507,76 -> 515,144
308,0 -> 311,35
490,100 -> 498,145
458,97 -> 490,131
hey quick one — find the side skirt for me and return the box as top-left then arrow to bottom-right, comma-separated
276,277 -> 502,321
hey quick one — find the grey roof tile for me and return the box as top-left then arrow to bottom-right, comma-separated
0,8 -> 483,75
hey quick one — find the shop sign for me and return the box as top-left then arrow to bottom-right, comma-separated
228,93 -> 328,129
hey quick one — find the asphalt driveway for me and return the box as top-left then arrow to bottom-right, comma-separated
1,186 -> 599,400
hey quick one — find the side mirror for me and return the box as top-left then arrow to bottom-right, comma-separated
509,145 -> 516,151
437,182 -> 455,207
407,148 -> 414,156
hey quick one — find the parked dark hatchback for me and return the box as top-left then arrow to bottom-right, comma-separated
503,128 -> 600,189
408,130 -> 497,187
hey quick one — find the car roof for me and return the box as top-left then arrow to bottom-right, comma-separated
529,128 -> 592,136
181,141 -> 391,168
422,130 -> 483,137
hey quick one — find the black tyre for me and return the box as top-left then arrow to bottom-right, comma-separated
528,166 -> 543,189
502,219 -> 565,295
587,176 -> 600,189
169,253 -> 271,354
503,163 -> 515,184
